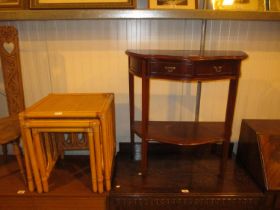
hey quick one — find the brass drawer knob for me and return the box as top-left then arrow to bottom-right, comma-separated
164,66 -> 176,73
213,65 -> 223,73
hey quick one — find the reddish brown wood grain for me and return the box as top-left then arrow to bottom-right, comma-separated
127,49 -> 248,175
237,120 -> 280,192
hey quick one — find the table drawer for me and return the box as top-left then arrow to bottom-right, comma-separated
149,61 -> 193,78
195,61 -> 237,77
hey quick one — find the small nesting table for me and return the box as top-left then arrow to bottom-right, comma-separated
19,93 -> 116,193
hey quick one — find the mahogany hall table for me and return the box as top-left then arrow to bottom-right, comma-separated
126,50 -> 248,175
19,93 -> 116,193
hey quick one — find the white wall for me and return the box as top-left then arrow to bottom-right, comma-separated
0,20 -> 279,150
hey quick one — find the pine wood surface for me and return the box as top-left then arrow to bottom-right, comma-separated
23,93 -> 113,118
20,93 -> 116,194
27,120 -> 103,193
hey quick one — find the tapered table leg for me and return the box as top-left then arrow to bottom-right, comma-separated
129,72 -> 135,159
88,128 -> 98,193
24,127 -> 43,193
141,75 -> 150,175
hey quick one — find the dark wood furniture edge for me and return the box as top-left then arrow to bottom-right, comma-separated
236,119 -> 280,210
237,119 -> 280,192
125,50 -> 248,60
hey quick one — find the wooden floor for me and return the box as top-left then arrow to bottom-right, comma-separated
0,143 -> 271,210
0,155 -> 107,210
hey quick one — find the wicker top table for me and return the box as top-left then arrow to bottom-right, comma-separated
23,93 -> 113,118
20,93 -> 116,193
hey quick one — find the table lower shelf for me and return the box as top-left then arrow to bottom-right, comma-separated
133,121 -> 226,146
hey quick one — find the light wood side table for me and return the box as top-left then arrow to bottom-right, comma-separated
19,93 -> 116,193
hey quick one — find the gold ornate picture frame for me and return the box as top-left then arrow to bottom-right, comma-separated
209,0 -> 265,11
269,0 -> 280,10
149,0 -> 197,9
30,0 -> 136,9
0,0 -> 24,9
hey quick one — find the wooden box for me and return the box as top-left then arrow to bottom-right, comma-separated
237,119 -> 280,209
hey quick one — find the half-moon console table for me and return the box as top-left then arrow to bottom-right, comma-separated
126,50 -> 248,175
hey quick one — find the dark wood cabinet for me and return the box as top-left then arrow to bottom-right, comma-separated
126,49 -> 248,175
237,120 -> 280,191
237,120 -> 280,210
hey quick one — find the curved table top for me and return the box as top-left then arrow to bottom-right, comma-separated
126,50 -> 248,61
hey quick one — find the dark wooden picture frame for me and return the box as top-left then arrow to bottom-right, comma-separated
29,0 -> 136,9
0,0 -> 24,9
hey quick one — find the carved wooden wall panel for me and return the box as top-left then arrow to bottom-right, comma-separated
0,26 -> 25,116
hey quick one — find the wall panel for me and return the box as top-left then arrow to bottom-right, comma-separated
0,20 -> 279,151
205,20 -> 280,140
